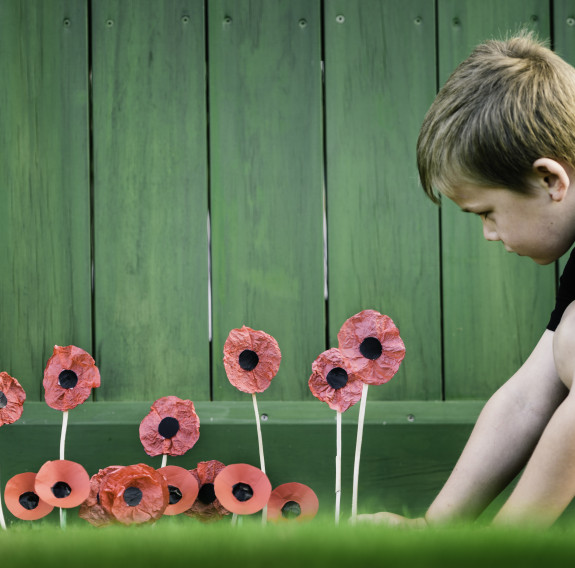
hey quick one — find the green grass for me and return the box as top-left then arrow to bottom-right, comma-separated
3,515 -> 575,568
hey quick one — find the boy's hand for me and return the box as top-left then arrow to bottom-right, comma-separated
355,512 -> 427,528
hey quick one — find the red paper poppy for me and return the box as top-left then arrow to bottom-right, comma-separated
184,460 -> 230,522
4,472 -> 54,521
267,482 -> 319,522
158,465 -> 199,515
0,372 -> 26,425
98,463 -> 169,525
78,466 -> 123,527
337,310 -> 405,385
213,463 -> 272,515
34,460 -> 91,508
43,345 -> 100,411
139,396 -> 200,457
308,348 -> 364,413
223,326 -> 281,393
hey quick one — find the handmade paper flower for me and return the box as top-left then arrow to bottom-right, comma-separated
4,472 -> 54,521
43,345 -> 100,411
34,460 -> 91,508
158,465 -> 199,516
184,460 -> 230,522
139,396 -> 200,457
267,482 -> 319,522
98,463 -> 169,525
0,372 -> 26,425
223,326 -> 281,393
308,348 -> 364,412
214,463 -> 272,515
337,310 -> 405,385
78,466 -> 123,527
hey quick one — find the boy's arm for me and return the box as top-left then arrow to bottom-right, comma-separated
358,330 -> 567,526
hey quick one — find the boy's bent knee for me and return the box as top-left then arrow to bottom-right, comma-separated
553,302 -> 575,387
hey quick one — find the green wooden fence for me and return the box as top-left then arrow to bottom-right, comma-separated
3,0 -> 575,518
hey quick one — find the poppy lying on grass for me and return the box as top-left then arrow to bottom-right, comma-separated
158,466 -> 199,516
0,372 -> 26,426
43,345 -> 100,411
79,466 -> 123,527
267,482 -> 319,522
184,460 -> 230,522
214,463 -> 271,516
139,396 -> 200,457
223,326 -> 281,393
4,472 -> 53,521
34,460 -> 90,508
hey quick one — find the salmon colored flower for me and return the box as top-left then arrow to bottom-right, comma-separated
98,464 -> 169,525
4,472 -> 54,521
214,463 -> 272,515
43,345 -> 100,411
158,465 -> 199,516
337,310 -> 405,385
223,326 -> 281,393
34,460 -> 91,508
184,460 -> 230,522
309,348 -> 364,412
139,396 -> 200,457
0,372 -> 26,425
79,466 -> 123,527
267,482 -> 319,522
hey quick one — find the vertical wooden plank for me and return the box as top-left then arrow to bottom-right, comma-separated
0,0 -> 91,399
325,0 -> 441,400
209,0 -> 325,400
92,0 -> 209,401
439,0 -> 555,399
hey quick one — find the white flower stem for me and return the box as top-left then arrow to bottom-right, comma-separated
0,469 -> 7,530
335,410 -> 342,525
161,454 -> 167,468
351,383 -> 369,524
59,410 -> 69,530
252,393 -> 267,524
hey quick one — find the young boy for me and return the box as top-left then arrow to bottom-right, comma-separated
359,32 -> 575,527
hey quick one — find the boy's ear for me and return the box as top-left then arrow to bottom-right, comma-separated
532,158 -> 571,202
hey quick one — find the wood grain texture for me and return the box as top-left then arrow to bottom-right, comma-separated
92,0 -> 210,400
209,0 -> 325,401
324,0 -> 441,400
438,0 -> 556,399
0,0 -> 92,399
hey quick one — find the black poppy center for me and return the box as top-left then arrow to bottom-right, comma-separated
168,485 -> 183,505
239,349 -> 259,371
197,483 -> 216,505
158,416 -> 180,438
0,391 -> 7,409
58,369 -> 78,389
51,481 -> 72,499
19,491 -> 40,510
359,337 -> 383,360
232,482 -> 253,502
326,367 -> 348,390
124,486 -> 143,507
281,500 -> 301,519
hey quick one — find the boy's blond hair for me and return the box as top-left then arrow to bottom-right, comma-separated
417,31 -> 575,204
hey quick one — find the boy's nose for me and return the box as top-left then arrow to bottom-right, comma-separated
482,221 -> 499,241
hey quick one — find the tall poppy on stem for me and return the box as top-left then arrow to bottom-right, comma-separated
139,396 -> 200,468
0,372 -> 26,529
267,482 -> 319,522
43,345 -> 100,528
223,326 -> 281,524
309,348 -> 362,525
184,460 -> 230,522
337,309 -> 405,523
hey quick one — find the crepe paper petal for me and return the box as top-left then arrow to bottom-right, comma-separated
223,326 -> 281,394
43,345 -> 100,411
158,465 -> 199,516
0,372 -> 26,426
308,348 -> 364,413
267,482 -> 319,522
99,464 -> 169,525
139,396 -> 200,457
4,472 -> 54,521
78,466 -> 123,527
214,463 -> 272,516
184,460 -> 230,522
337,309 -> 405,385
34,460 -> 90,508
